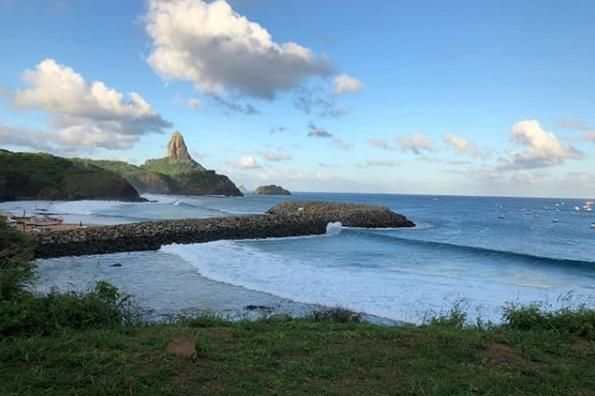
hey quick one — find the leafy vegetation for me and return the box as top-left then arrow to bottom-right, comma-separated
87,158 -> 243,196
143,157 -> 205,176
0,216 -> 34,301
0,150 -> 142,201
1,218 -> 594,394
0,217 -> 139,337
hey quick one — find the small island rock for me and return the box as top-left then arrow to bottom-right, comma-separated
254,185 -> 291,195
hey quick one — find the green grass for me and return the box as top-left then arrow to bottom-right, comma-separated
1,315 -> 594,395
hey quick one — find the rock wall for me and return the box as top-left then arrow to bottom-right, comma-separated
34,202 -> 414,258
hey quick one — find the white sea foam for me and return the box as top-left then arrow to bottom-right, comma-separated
160,239 -> 589,324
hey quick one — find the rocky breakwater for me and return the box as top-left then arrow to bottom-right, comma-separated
267,201 -> 415,228
34,201 -> 414,258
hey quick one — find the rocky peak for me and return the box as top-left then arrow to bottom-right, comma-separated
167,131 -> 194,164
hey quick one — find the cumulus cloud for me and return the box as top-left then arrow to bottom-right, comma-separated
396,133 -> 436,155
368,138 -> 394,150
145,0 -> 331,99
228,154 -> 261,169
258,150 -> 292,162
0,124 -> 53,152
359,159 -> 398,168
443,133 -> 484,158
333,74 -> 363,95
4,58 -> 170,151
503,120 -> 582,170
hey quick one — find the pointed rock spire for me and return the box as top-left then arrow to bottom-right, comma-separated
167,131 -> 194,164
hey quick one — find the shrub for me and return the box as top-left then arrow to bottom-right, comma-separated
308,307 -> 361,323
502,303 -> 595,339
0,281 -> 140,336
425,302 -> 468,329
0,216 -> 35,301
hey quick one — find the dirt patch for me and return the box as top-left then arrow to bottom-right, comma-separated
167,336 -> 197,360
485,343 -> 523,367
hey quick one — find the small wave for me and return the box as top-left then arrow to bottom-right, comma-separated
353,230 -> 595,268
213,208 -> 266,216
171,200 -> 199,209
326,221 -> 343,235
345,222 -> 433,231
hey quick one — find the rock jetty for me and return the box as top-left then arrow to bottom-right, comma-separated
34,201 -> 414,258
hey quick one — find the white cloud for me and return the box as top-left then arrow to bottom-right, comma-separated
396,133 -> 436,154
229,154 -> 261,169
145,0 -> 331,99
4,59 -> 170,151
443,133 -> 484,158
585,132 -> 595,142
333,74 -> 363,95
504,120 -> 582,169
0,124 -> 53,152
258,150 -> 292,162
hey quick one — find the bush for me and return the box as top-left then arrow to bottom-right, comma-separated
424,301 -> 468,329
308,307 -> 361,323
0,216 -> 35,301
502,303 -> 595,339
0,281 -> 140,336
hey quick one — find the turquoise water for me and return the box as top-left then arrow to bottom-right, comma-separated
3,193 -> 593,323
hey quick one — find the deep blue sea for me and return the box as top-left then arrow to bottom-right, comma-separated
2,193 -> 594,323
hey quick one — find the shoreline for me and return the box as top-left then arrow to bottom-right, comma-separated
33,201 -> 414,258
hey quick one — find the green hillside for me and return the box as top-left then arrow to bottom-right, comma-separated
87,159 -> 242,197
0,150 -> 143,202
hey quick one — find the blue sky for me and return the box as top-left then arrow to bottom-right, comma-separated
0,0 -> 594,197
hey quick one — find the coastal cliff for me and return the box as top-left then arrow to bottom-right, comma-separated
33,201 -> 415,258
0,150 -> 143,202
89,131 -> 242,197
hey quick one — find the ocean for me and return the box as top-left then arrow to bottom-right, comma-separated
2,193 -> 594,324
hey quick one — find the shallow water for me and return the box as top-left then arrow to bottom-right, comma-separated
4,192 -> 593,323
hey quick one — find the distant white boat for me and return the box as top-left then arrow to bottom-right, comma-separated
498,214 -> 505,220
552,219 -> 559,223
591,223 -> 595,229
574,206 -> 581,211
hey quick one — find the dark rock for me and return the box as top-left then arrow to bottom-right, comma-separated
245,305 -> 272,311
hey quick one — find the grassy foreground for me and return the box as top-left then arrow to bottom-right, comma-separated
1,217 -> 595,395
2,315 -> 595,395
